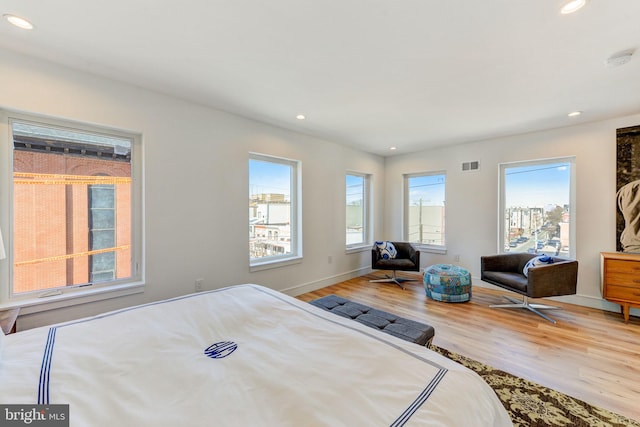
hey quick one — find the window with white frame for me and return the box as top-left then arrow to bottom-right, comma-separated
2,114 -> 142,301
346,173 -> 370,248
249,153 -> 301,266
500,158 -> 575,257
404,172 -> 446,248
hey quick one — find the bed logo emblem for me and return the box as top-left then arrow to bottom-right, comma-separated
204,341 -> 237,359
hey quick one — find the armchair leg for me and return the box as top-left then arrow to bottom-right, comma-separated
370,271 -> 418,290
490,295 -> 561,324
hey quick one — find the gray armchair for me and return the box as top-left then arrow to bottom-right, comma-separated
370,241 -> 420,289
480,253 -> 578,324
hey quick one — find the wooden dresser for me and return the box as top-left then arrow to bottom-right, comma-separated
601,252 -> 640,323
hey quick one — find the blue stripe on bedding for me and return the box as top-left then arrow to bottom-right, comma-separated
35,288 -> 238,405
391,368 -> 448,427
35,284 -> 449,423
253,286 -> 451,426
38,327 -> 57,404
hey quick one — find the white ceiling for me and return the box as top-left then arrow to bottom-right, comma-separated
1,1 -> 639,156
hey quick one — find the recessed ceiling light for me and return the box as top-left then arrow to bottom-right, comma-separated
561,0 -> 587,14
568,111 -> 582,117
389,146 -> 397,151
295,114 -> 306,120
4,14 -> 34,30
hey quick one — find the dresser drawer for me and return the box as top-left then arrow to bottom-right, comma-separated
603,271 -> 640,287
605,259 -> 640,274
604,284 -> 640,303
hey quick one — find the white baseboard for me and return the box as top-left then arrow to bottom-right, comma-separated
473,277 -> 636,315
281,267 -> 371,297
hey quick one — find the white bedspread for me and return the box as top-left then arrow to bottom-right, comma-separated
0,284 -> 512,426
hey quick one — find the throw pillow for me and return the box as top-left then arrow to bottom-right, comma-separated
523,255 -> 555,277
375,241 -> 397,259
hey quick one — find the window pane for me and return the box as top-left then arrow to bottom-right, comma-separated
91,252 -> 115,270
346,174 -> 365,246
11,120 -> 132,294
89,185 -> 115,208
89,209 -> 115,230
406,174 -> 445,245
90,230 -> 116,250
503,161 -> 572,256
249,156 -> 296,261
91,270 -> 116,283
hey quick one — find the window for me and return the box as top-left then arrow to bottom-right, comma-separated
2,114 -> 142,302
249,153 -> 301,266
404,172 -> 446,248
500,158 -> 575,257
346,173 -> 370,248
89,178 -> 116,282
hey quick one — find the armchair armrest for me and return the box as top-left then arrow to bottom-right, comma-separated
527,259 -> 578,298
372,248 -> 381,266
393,242 -> 420,265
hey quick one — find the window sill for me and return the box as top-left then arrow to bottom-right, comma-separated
414,245 -> 447,255
250,256 -> 303,272
346,245 -> 371,254
0,281 -> 145,315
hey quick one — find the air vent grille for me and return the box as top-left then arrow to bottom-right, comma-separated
462,161 -> 479,172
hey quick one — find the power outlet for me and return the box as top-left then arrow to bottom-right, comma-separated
195,278 -> 204,292
328,255 -> 333,264
453,254 -> 460,262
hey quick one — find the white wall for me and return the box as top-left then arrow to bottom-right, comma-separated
2,45 -> 638,328
384,113 -> 640,314
0,48 -> 385,329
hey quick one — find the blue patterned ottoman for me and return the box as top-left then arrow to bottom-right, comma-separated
423,264 -> 472,302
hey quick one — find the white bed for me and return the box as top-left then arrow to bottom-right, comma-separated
0,284 -> 512,426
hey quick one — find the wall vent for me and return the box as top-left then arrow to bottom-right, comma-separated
461,161 -> 480,172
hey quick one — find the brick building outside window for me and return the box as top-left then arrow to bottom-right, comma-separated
11,120 -> 133,295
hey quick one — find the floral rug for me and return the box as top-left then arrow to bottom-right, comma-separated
430,345 -> 639,427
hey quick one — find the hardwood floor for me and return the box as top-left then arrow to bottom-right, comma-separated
296,272 -> 640,422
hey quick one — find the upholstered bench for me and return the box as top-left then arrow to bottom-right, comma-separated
309,294 -> 435,346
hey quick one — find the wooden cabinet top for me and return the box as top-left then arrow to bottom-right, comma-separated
601,252 -> 640,262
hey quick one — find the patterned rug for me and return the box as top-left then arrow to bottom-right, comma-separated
430,345 -> 639,427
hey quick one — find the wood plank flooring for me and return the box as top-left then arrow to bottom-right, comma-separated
296,272 -> 640,422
